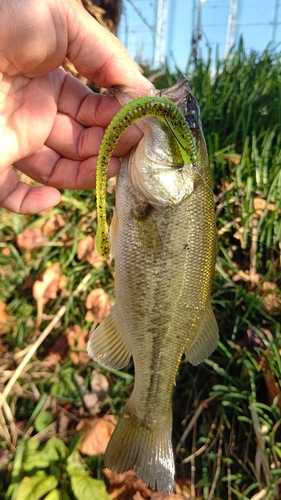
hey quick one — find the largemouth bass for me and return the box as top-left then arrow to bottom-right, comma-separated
87,77 -> 219,494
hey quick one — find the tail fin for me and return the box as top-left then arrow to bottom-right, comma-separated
104,407 -> 174,494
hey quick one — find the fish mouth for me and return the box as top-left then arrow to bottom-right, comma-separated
124,81 -> 201,207
115,77 -> 202,207
157,76 -> 200,128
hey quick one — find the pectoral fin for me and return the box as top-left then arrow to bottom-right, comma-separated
185,301 -> 219,365
87,306 -> 131,369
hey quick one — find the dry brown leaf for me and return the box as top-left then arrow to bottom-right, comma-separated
90,370 -> 109,398
263,370 -> 281,408
224,154 -> 241,165
232,270 -> 250,282
23,276 -> 35,289
104,469 -> 187,500
17,227 -> 48,250
133,492 -> 146,500
1,247 -> 11,256
232,270 -> 261,286
33,262 -> 67,305
0,301 -> 8,334
174,479 -> 193,499
0,339 -> 7,356
66,325 -> 90,364
260,354 -> 281,408
44,335 -> 69,363
77,415 -> 117,456
42,213 -> 66,237
83,393 -> 99,411
83,371 -> 109,411
104,469 -> 151,500
85,288 -> 114,324
104,469 -> 139,488
262,293 -> 281,314
77,235 -> 104,269
260,282 -> 281,315
261,281 -> 278,292
151,493 -> 187,500
237,327 -> 268,351
253,197 -> 276,216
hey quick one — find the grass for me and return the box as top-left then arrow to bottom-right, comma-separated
1,43 -> 281,499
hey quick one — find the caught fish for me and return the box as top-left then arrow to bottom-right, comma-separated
87,77 -> 219,494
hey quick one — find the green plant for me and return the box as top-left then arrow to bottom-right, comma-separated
5,436 -> 110,500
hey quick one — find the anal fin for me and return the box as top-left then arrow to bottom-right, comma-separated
185,301 -> 219,365
87,306 -> 131,369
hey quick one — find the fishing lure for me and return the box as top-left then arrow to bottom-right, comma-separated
96,96 -> 198,258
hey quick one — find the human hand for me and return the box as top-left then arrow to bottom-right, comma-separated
0,0 -> 153,214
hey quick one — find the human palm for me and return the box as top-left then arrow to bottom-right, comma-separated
1,71 -> 63,181
0,0 -> 152,213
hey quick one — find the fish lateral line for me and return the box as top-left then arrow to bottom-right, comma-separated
96,96 -> 199,258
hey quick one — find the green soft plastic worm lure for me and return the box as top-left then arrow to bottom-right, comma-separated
96,96 -> 198,258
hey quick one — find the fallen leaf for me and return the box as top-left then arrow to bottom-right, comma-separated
151,493 -> 187,500
77,235 -> 104,268
44,335 -> 69,363
42,213 -> 66,237
77,415 -> 117,456
85,288 -> 114,324
104,468 -> 151,500
263,370 -> 281,408
261,281 -> 278,292
232,270 -> 261,285
23,276 -> 35,289
82,371 -> 109,412
104,469 -> 186,500
33,262 -> 67,305
133,492 -> 146,500
237,327 -> 268,351
0,302 -> 8,334
174,479 -> 193,499
0,338 -> 7,357
262,293 -> 281,314
224,154 -> 242,166
66,325 -> 90,364
75,373 -> 87,394
1,247 -> 11,256
253,197 -> 276,216
17,227 -> 48,250
260,282 -> 281,315
83,392 -> 99,411
90,370 -> 109,398
260,354 -> 281,409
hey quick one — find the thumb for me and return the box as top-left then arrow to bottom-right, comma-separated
65,0 -> 153,91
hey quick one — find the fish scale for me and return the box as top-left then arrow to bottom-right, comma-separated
88,77 -> 219,493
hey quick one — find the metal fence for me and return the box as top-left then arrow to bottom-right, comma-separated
117,0 -> 281,70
